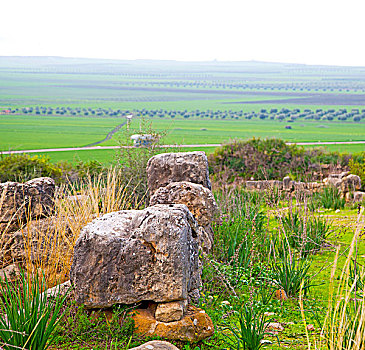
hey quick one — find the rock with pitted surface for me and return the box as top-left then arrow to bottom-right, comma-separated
25,177 -> 55,217
150,181 -> 218,251
0,177 -> 55,233
70,204 -> 201,308
146,152 -> 211,195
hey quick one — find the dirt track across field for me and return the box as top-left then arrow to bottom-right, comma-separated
1,141 -> 364,155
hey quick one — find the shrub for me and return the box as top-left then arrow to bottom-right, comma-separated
208,138 -> 353,182
223,304 -> 271,350
115,118 -> 178,207
349,156 -> 365,190
0,153 -> 63,183
0,154 -> 108,185
281,211 -> 332,256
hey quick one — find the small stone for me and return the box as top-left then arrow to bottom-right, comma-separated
130,341 -> 179,350
43,280 -> 72,299
155,300 -> 187,322
260,340 -> 273,344
266,322 -> 284,332
307,324 -> 315,331
274,289 -> 288,301
335,209 -> 340,213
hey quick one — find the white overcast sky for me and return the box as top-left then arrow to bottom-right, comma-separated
1,0 -> 365,66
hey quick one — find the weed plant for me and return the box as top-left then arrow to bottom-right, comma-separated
0,168 -> 139,287
223,304 -> 270,350
281,210 -> 332,256
312,185 -> 346,210
270,253 -> 314,297
0,270 -> 69,350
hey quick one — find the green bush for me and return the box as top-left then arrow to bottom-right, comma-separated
270,255 -> 313,297
0,153 -> 106,185
0,154 -> 63,183
208,138 -> 354,181
349,156 -> 365,190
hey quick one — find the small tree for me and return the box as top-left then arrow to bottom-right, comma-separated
115,118 -> 179,206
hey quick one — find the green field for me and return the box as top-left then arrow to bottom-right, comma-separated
0,57 -> 364,162
1,115 -> 364,149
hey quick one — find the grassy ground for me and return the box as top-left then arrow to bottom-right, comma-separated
44,195 -> 363,350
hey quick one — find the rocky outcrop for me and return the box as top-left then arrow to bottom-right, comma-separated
146,152 -> 211,195
70,204 -> 201,308
0,177 -> 55,232
132,305 -> 214,342
150,181 -> 218,252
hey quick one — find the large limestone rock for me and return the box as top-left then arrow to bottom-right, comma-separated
132,305 -> 214,342
146,152 -> 211,195
150,181 -> 218,251
70,204 -> 201,308
0,177 -> 55,232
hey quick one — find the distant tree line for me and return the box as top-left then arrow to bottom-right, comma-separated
4,106 -> 365,122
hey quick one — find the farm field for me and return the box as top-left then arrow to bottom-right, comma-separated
1,115 -> 364,152
1,57 -> 365,160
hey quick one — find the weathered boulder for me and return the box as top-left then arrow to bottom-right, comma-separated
345,191 -> 365,203
70,204 -> 201,308
0,177 -> 55,232
341,174 -> 361,192
132,305 -> 214,342
324,176 -> 342,188
283,176 -> 292,191
146,152 -> 211,195
25,177 -> 55,217
354,191 -> 365,203
150,181 -> 218,251
130,341 -> 179,350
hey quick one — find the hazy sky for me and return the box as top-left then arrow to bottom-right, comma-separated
1,0 -> 365,66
